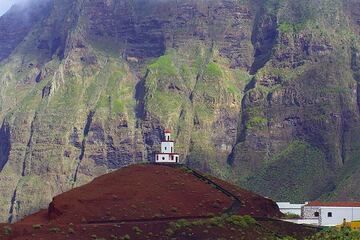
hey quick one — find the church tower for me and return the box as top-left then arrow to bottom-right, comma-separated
155,129 -> 180,163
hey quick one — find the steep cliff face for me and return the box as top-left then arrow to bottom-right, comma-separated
231,0 -> 360,202
0,0 -> 359,222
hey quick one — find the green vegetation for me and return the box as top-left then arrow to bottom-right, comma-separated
282,213 -> 301,219
278,22 -> 307,34
32,224 -> 42,230
165,214 -> 257,237
3,226 -> 12,235
121,234 -> 131,240
49,227 -> 61,233
148,53 -> 177,77
225,215 -> 257,227
306,227 -> 360,240
246,116 -> 268,129
204,62 -> 223,79
132,226 -> 142,235
244,140 -> 330,202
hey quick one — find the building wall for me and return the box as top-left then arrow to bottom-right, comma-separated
320,207 -> 360,226
155,154 -> 179,163
161,142 -> 174,153
165,133 -> 171,141
283,219 -> 319,226
302,206 -> 321,219
277,202 -> 305,216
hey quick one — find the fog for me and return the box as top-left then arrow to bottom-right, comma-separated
0,0 -> 32,16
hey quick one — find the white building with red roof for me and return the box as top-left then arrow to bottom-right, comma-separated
302,201 -> 360,226
155,129 -> 180,163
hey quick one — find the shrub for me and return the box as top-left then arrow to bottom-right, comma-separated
225,215 -> 256,228
68,227 -> 75,234
282,213 -> 301,219
110,234 -> 118,240
306,227 -> 360,240
132,226 -> 142,235
165,228 -> 175,236
32,224 -> 42,230
49,227 -> 61,233
121,234 -> 131,240
3,226 -> 12,235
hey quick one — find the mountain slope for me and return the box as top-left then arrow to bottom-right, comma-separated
0,0 -> 359,223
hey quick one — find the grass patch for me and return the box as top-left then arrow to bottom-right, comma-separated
165,215 -> 256,237
204,62 -> 223,79
306,227 -> 360,240
246,116 -> 268,129
244,140 -> 330,202
149,53 -> 177,76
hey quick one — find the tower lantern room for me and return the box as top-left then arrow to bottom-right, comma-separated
155,129 -> 180,163
165,129 -> 171,141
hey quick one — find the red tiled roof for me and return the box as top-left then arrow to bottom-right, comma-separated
305,201 -> 360,207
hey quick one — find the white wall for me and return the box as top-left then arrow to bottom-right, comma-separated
161,142 -> 174,153
165,133 -> 171,141
277,202 -> 305,216
155,154 -> 178,163
283,219 -> 319,226
320,207 -> 360,226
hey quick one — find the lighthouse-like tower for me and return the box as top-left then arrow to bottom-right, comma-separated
155,129 -> 180,163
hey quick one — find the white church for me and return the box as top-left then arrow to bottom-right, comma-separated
155,129 -> 180,163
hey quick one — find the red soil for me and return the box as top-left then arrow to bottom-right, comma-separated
0,164 -> 318,240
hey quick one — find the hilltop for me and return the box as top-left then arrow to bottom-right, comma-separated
0,164 -> 318,239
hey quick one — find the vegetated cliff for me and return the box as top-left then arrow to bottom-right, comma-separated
0,0 -> 359,222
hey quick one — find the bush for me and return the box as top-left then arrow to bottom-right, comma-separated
306,227 -> 360,240
3,226 -> 12,235
282,213 -> 301,219
132,226 -> 142,235
32,224 -> 42,230
49,227 -> 61,233
121,234 -> 131,240
225,215 -> 257,228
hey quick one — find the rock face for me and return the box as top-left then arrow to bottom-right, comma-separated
0,0 -> 359,222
